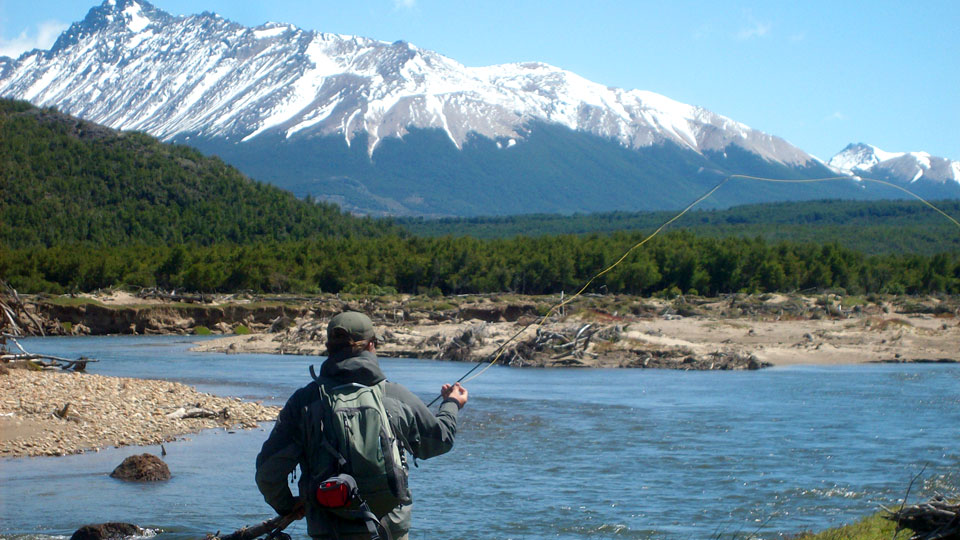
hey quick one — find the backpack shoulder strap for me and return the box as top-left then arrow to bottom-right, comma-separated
307,365 -> 347,468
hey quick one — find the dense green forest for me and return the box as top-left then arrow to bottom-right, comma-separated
0,99 -> 398,248
398,199 -> 960,255
1,99 -> 959,296
3,233 -> 958,296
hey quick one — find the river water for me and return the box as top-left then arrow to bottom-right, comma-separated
1,336 -> 958,539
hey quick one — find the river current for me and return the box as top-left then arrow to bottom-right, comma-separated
1,336 -> 958,539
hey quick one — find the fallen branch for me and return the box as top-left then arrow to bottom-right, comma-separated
166,406 -> 222,420
885,496 -> 959,540
204,511 -> 300,540
1,352 -> 96,371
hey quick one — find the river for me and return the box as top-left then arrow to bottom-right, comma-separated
1,336 -> 958,539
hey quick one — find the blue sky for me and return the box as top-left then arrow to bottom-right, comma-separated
1,0 -> 957,161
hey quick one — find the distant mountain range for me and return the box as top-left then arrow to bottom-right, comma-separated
828,143 -> 960,186
2,0 -> 958,215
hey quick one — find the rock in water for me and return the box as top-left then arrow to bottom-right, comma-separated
70,523 -> 143,540
110,453 -> 170,481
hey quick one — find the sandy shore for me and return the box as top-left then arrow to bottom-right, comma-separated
0,369 -> 279,459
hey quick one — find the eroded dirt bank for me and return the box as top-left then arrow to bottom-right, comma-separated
12,291 -> 960,369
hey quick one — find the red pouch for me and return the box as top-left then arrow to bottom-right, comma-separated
314,474 -> 357,508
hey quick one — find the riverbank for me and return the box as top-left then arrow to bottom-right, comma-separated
190,293 -> 960,369
0,368 -> 279,458
12,291 -> 960,368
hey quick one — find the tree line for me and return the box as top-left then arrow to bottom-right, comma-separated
398,199 -> 960,255
3,232 -> 957,296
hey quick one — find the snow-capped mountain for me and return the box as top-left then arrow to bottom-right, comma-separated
1,0 -> 816,165
2,0 -> 883,215
829,143 -> 960,186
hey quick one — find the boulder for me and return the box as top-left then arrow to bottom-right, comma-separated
70,523 -> 142,540
110,453 -> 170,481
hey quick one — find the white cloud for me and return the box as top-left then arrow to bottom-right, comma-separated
736,20 -> 771,40
393,0 -> 416,9
735,9 -> 771,40
0,20 -> 67,59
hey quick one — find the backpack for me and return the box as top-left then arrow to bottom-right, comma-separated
307,370 -> 410,520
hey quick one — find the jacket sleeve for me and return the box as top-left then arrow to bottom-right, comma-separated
255,394 -> 305,516
387,383 -> 459,460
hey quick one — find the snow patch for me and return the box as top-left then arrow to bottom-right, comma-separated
911,151 -> 931,169
253,26 -> 289,39
870,144 -> 904,163
123,3 -> 150,33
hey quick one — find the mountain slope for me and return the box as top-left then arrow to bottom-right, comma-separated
0,99 -> 396,248
0,0 -> 907,215
1,0 -> 815,163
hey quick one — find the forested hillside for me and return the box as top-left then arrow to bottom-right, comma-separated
1,99 -> 958,296
0,99 -> 397,248
399,199 -> 960,255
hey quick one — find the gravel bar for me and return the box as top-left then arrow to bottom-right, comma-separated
0,369 -> 279,458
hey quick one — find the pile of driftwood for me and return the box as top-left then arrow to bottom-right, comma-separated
2,280 -> 95,371
502,323 -> 613,366
432,324 -> 488,361
886,496 -> 960,540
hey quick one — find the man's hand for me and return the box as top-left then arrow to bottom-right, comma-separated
440,382 -> 468,409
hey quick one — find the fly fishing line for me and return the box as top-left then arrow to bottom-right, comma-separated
428,173 -> 960,406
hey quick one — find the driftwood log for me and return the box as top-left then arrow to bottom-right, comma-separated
204,512 -> 299,540
886,496 -> 960,540
2,281 -> 95,370
166,405 -> 229,420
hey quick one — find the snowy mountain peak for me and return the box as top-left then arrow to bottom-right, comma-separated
829,143 -> 959,185
1,0 -> 819,165
51,0 -> 169,53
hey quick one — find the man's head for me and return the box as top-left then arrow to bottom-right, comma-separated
326,311 -> 377,354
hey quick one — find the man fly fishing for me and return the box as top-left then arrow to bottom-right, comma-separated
256,311 -> 468,539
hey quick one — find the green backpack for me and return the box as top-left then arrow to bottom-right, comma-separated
308,373 -> 410,519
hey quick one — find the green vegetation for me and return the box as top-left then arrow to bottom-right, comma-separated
0,99 -> 399,249
792,511 -> 905,540
233,325 -> 251,335
193,326 -> 212,335
3,232 -> 958,295
398,199 -> 960,255
2,99 -> 958,297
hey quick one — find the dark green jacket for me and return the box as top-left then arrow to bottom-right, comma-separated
255,349 -> 460,538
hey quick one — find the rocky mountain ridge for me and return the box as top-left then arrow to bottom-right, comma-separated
828,143 -> 960,186
0,0 -> 816,167
1,0 -> 955,214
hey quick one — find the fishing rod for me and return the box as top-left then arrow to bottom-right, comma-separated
428,171 -> 960,407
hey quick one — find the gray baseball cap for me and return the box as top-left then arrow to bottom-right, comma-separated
327,311 -> 376,343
